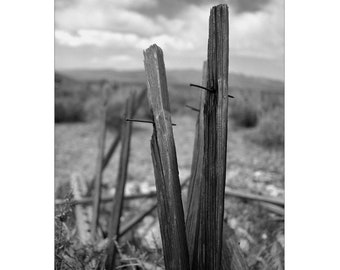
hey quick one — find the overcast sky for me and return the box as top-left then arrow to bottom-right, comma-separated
55,0 -> 284,80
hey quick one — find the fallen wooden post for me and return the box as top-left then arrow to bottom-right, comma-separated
225,189 -> 284,207
56,187 -> 284,208
259,202 -> 284,216
55,191 -> 157,206
119,203 -> 157,237
70,173 -> 92,245
91,83 -> 109,240
105,93 -> 135,270
144,44 -> 190,270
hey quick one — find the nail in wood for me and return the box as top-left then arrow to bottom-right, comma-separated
190,83 -> 234,98
185,104 -> 200,112
126,118 -> 176,126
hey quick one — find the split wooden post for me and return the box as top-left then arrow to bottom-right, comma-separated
186,61 -> 206,211
185,61 -> 207,268
188,5 -> 230,269
144,44 -> 190,270
186,59 -> 249,270
105,93 -> 135,270
91,83 -> 109,240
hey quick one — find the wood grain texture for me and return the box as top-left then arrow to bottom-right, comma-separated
105,93 -> 135,270
144,44 -> 190,270
91,84 -> 109,240
187,5 -> 230,269
221,224 -> 250,270
185,61 -> 207,269
201,5 -> 229,269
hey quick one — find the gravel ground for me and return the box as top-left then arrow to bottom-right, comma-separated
55,113 -> 283,200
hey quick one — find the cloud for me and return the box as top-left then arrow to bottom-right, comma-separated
55,0 -> 284,79
55,0 -> 161,36
55,0 -> 283,60
229,0 -> 284,59
55,29 -> 194,51
128,0 -> 271,19
55,0 -> 157,10
229,0 -> 271,14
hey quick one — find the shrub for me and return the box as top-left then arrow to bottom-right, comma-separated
230,100 -> 259,128
105,89 -> 151,131
164,84 -> 200,114
106,102 -> 125,131
55,97 -> 86,123
248,108 -> 284,149
260,92 -> 284,113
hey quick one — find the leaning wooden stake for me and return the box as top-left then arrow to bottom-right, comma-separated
144,44 -> 190,270
87,88 -> 147,194
91,83 -> 109,240
105,93 -> 135,270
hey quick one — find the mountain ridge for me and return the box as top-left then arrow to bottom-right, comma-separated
57,68 -> 284,93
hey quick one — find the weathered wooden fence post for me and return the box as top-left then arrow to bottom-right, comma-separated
105,92 -> 135,270
201,4 -> 230,269
187,5 -> 231,269
91,83 -> 109,240
144,44 -> 190,270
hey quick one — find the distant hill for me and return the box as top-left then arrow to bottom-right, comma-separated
57,69 -> 284,93
55,72 -> 88,93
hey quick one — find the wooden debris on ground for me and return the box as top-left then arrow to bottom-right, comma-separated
70,173 -> 92,245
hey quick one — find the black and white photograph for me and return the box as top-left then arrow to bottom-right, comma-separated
54,0 -> 284,269
4,0 -> 340,269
